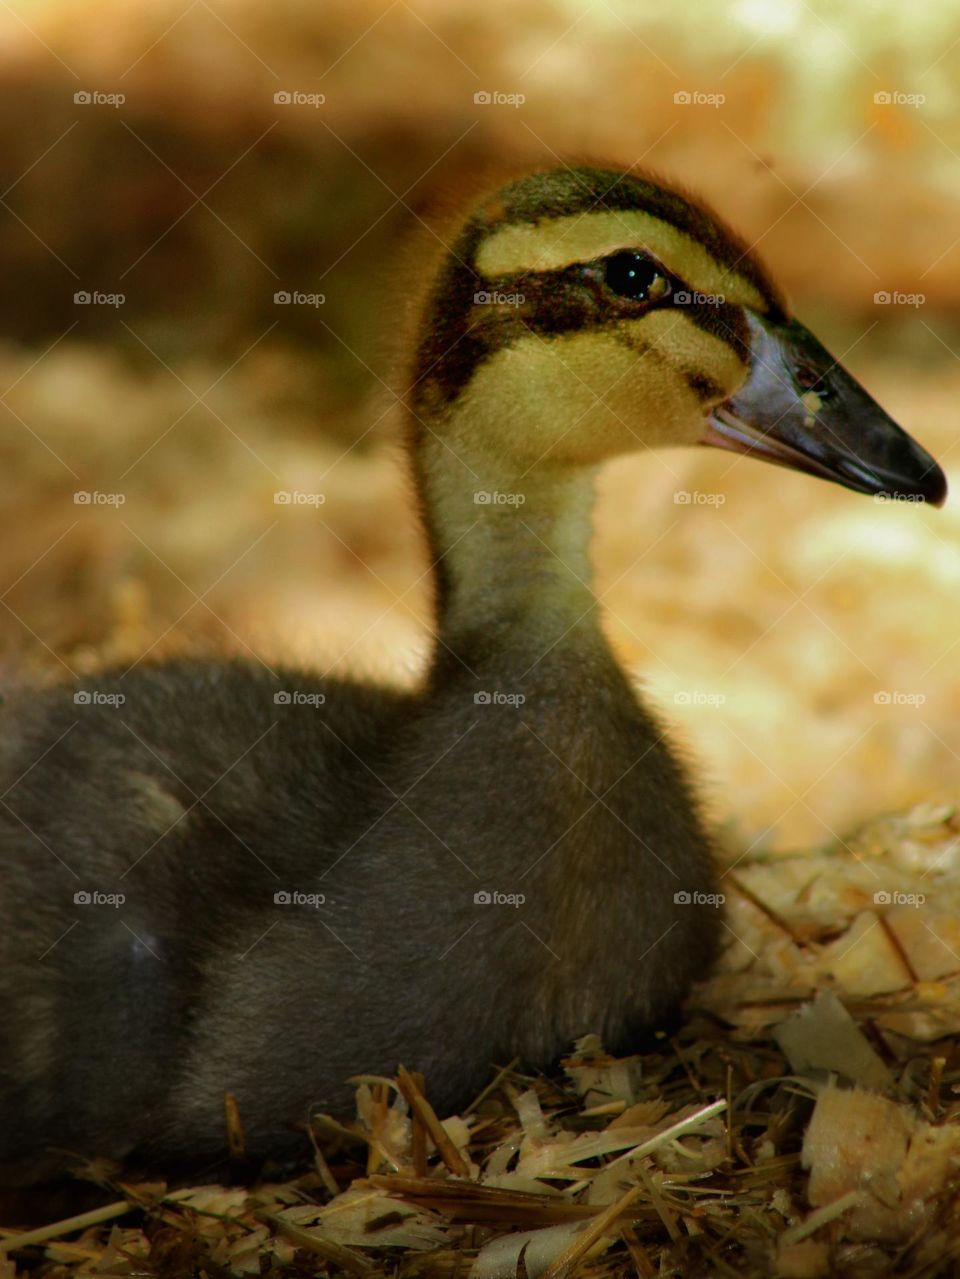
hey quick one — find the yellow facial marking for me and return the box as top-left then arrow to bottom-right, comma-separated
448,323 -> 720,469
476,210 -> 768,313
801,390 -> 823,414
621,309 -> 747,397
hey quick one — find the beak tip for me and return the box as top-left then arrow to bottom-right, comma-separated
889,462 -> 949,509
927,472 -> 949,509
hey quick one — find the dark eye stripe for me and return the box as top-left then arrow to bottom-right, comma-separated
685,370 -> 726,402
410,255 -> 746,413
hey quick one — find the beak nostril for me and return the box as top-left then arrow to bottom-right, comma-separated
796,363 -> 824,391
795,363 -> 833,399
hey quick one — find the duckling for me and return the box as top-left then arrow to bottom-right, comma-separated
0,165 -> 945,1189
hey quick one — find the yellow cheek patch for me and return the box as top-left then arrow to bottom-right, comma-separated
620,310 -> 748,400
448,329 -> 709,465
475,209 -> 768,314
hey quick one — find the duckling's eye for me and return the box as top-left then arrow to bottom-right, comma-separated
603,252 -> 671,304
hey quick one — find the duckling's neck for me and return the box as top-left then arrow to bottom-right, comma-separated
414,428 -> 602,661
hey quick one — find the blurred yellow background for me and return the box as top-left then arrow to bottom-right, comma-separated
2,0 -> 960,850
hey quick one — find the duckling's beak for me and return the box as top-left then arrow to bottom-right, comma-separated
702,312 -> 947,507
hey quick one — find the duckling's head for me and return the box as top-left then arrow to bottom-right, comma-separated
410,166 -> 945,505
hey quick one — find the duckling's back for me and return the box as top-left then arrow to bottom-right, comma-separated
0,659 -> 412,1183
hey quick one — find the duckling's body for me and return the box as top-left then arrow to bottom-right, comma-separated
0,641 -> 714,1184
0,165 -> 945,1187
